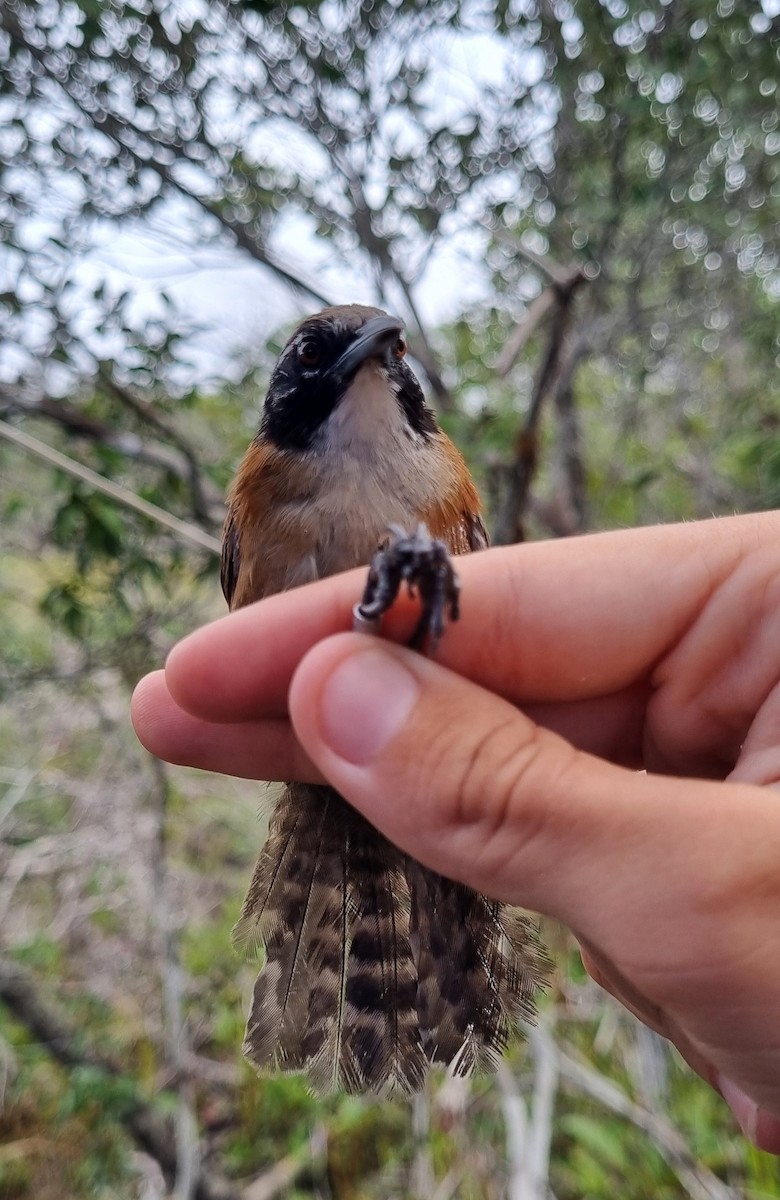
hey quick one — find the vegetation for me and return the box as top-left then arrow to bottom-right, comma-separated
0,0 -> 778,1195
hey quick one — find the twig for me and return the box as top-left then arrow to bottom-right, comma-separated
162,1054 -> 241,1092
2,8 -> 332,311
6,385 -> 224,528
130,1150 -> 168,1200
485,221 -> 574,288
558,1046 -> 740,1200
0,419 -> 222,556
627,1024 -> 670,1110
411,1091 -> 434,1199
525,1024 -> 559,1198
492,270 -> 587,545
0,958 -> 239,1200
150,758 -> 200,1200
96,367 -> 223,525
498,1018 -> 560,1200
0,1029 -> 17,1107
0,768 -> 37,832
0,1138 -> 50,1162
496,287 -> 559,377
430,1168 -> 463,1200
0,832 -> 88,929
497,1063 -> 529,1199
549,338 -> 590,534
242,1125 -> 328,1200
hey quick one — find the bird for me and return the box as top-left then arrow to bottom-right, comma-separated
221,304 -> 548,1094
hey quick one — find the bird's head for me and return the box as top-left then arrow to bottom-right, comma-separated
260,305 -> 438,452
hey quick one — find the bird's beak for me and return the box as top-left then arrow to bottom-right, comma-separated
326,315 -> 405,386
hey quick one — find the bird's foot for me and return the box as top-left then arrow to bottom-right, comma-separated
353,524 -> 460,652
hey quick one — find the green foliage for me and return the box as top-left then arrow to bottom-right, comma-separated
59,1066 -> 139,1126
227,1074 -> 321,1173
560,1112 -> 652,1185
1,1 -> 779,1196
11,937 -> 64,976
0,1008 -> 136,1198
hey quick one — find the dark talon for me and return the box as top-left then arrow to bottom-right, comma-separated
357,524 -> 460,652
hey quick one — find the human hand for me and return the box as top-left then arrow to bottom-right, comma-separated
132,512 -> 780,1150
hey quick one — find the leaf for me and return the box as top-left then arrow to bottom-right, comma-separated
561,1112 -> 633,1171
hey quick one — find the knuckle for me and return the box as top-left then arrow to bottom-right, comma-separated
447,713 -> 578,881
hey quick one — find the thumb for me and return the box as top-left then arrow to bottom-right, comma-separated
289,633 -> 780,1123
288,634 -> 688,933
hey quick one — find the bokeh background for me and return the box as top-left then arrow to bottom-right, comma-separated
1,1 -> 779,1197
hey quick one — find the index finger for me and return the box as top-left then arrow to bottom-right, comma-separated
161,512 -> 779,724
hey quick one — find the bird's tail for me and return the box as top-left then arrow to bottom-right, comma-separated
233,783 -> 548,1094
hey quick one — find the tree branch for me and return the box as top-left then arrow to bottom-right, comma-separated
487,221 -> 576,288
2,10 -> 332,311
492,269 -> 587,544
149,757 -> 199,1200
0,958 -> 238,1200
97,367 -> 223,527
549,337 -> 590,534
2,389 -> 224,529
498,1019 -> 559,1200
242,1126 -> 328,1200
0,420 -> 222,556
558,1044 -> 741,1200
496,287 -> 559,378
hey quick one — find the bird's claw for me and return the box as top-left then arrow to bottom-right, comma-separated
354,524 -> 460,652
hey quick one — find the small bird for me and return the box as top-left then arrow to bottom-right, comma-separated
222,304 -> 547,1093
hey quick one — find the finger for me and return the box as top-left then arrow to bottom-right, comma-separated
646,541 -> 780,776
133,665 -> 648,774
287,634 -> 771,932
163,514 -> 778,727
131,671 -> 322,782
288,634 -> 780,1113
718,1078 -> 780,1155
729,678 -> 780,789
529,685 -> 648,768
578,942 -> 717,1084
578,944 -> 668,1038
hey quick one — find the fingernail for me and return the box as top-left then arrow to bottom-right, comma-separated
718,1075 -> 758,1143
319,648 -> 420,765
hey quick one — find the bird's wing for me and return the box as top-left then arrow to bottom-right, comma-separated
465,510 -> 490,552
220,506 -> 241,608
220,440 -> 321,609
433,508 -> 490,555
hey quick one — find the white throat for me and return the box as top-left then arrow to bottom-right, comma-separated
319,361 -> 420,455
299,361 -> 440,570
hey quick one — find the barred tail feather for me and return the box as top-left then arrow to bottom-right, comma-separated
407,865 -> 534,1075
235,787 -> 333,1069
235,784 -> 548,1093
340,832 -> 427,1093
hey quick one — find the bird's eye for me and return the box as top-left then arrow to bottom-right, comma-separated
298,340 -> 321,367
393,336 -> 407,360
